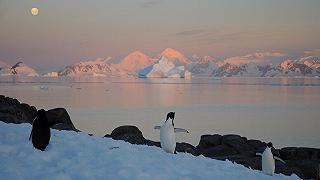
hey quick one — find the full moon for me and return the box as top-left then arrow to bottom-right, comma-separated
31,7 -> 39,16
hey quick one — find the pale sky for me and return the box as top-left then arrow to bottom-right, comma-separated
0,0 -> 319,71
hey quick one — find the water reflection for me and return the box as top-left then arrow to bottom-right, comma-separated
1,76 -> 320,148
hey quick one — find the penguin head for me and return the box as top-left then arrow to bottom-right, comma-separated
37,109 -> 46,117
165,112 -> 175,126
267,142 -> 273,148
35,109 -> 48,127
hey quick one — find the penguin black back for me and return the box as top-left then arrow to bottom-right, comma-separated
30,109 -> 50,151
267,142 -> 273,148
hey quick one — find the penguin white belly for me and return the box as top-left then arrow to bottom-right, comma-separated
262,150 -> 275,176
160,126 -> 176,153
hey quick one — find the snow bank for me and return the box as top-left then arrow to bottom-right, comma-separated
0,122 -> 299,180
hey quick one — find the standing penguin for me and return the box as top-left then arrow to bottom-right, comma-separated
154,112 -> 189,154
256,142 -> 286,176
29,109 -> 50,151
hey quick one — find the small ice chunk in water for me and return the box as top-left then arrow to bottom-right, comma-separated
39,86 -> 49,90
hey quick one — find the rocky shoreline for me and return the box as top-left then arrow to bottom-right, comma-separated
0,95 -> 319,179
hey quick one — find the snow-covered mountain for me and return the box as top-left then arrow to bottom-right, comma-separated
212,63 -> 247,77
0,61 -> 10,69
299,56 -> 320,71
0,61 -> 39,76
114,51 -> 153,72
53,58 -> 122,77
10,62 -> 39,76
189,55 -> 217,76
52,52 -> 153,77
0,61 -> 10,75
276,60 -> 313,76
42,49 -> 320,78
223,52 -> 285,66
138,56 -> 191,78
160,48 -> 192,65
211,56 -> 320,77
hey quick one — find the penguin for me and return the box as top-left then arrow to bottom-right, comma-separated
29,109 -> 50,151
256,142 -> 286,176
154,112 -> 189,154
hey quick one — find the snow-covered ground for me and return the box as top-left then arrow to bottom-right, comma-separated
0,122 -> 299,180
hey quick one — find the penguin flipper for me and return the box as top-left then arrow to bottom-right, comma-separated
29,130 -> 33,141
174,128 -> 189,133
154,126 -> 161,130
274,156 -> 286,164
256,152 -> 263,156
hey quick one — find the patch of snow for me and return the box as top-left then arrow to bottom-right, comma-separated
0,122 -> 299,179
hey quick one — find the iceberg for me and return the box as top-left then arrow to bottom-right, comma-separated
139,56 -> 189,78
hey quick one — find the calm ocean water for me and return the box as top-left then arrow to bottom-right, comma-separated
1,76 -> 320,148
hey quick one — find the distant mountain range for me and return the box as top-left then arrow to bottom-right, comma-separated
1,48 -> 320,78
0,61 -> 38,77
211,56 -> 320,77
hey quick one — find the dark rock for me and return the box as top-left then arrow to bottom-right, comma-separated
280,147 -> 320,160
285,159 -> 320,179
280,147 -> 297,160
111,125 -> 143,138
106,126 -> 320,180
197,134 -> 222,149
297,148 -> 320,160
107,126 -> 193,152
104,134 -> 112,138
119,134 -> 146,145
146,140 -> 161,147
46,108 -> 79,131
274,160 -> 302,177
109,125 -> 147,145
0,96 -> 78,132
176,142 -> 195,153
0,96 -> 37,124
272,148 -> 281,158
317,164 -> 320,180
247,140 -> 266,149
193,133 -> 320,179
296,148 -> 310,160
236,156 -> 262,170
222,134 -> 247,144
195,144 -> 238,158
216,155 -> 262,170
226,141 -> 253,154
108,126 -> 160,148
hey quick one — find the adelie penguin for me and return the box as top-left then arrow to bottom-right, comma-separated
29,109 -> 51,151
154,112 -> 189,154
256,142 -> 286,176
